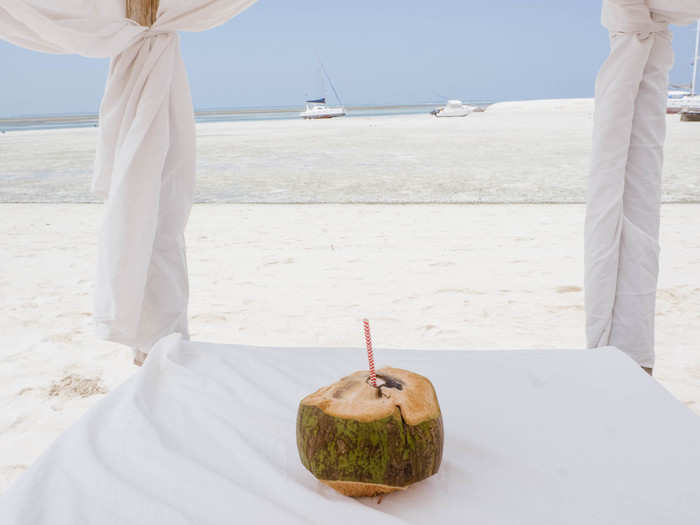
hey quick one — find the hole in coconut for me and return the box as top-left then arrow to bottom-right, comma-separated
367,374 -> 403,391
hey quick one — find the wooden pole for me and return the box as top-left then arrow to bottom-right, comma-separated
125,0 -> 158,367
126,0 -> 159,26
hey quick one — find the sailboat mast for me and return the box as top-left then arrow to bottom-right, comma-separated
319,60 -> 344,107
693,20 -> 700,96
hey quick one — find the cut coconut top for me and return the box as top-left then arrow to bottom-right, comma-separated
300,367 -> 440,425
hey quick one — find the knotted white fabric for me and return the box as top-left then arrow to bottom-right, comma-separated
586,0 -> 699,368
0,0 -> 258,353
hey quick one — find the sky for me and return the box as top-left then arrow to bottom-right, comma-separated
0,0 -> 698,117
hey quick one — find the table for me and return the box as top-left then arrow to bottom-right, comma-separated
2,334 -> 699,524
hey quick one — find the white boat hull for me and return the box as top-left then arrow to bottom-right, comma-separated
434,108 -> 471,118
679,95 -> 700,120
667,90 -> 690,114
667,102 -> 684,114
432,100 -> 474,118
300,107 -> 346,119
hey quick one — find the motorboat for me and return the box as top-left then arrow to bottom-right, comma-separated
299,98 -> 346,119
680,20 -> 700,121
681,95 -> 700,121
667,90 -> 690,114
431,100 -> 474,118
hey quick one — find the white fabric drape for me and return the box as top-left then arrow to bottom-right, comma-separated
3,1 -> 700,364
586,0 -> 699,368
0,0 -> 258,353
3,337 -> 700,524
648,0 -> 700,22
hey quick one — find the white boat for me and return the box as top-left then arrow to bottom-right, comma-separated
431,100 -> 474,118
300,98 -> 346,119
300,60 -> 346,120
667,90 -> 690,114
680,20 -> 700,121
681,95 -> 700,121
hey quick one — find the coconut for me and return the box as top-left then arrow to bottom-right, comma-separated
296,367 -> 443,497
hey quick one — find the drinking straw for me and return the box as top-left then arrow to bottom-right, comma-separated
363,318 -> 377,387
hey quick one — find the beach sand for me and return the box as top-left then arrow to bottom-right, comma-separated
4,98 -> 700,204
1,202 -> 699,492
2,99 -> 700,492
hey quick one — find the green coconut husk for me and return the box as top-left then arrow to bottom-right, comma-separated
296,367 -> 443,497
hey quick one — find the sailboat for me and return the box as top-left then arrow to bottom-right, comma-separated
300,98 -> 346,119
300,61 -> 346,120
680,20 -> 700,121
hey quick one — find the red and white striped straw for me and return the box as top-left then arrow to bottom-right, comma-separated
363,318 -> 377,387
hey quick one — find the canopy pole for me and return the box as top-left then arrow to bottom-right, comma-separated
692,20 -> 700,96
126,0 -> 159,27
124,0 -> 160,368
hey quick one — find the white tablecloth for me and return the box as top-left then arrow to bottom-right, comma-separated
2,335 -> 699,524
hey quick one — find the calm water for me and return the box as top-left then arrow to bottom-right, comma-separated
0,104 -> 463,132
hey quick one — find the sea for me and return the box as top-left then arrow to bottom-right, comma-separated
0,104 -> 447,132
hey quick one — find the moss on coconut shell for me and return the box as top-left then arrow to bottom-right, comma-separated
296,368 -> 444,496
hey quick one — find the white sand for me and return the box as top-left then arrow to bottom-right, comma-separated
1,202 -> 699,493
4,98 -> 700,203
2,99 -> 700,493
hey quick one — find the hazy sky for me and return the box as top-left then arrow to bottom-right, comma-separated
0,0 -> 697,117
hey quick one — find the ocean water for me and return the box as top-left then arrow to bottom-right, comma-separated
2,99 -> 700,204
0,105 -> 447,132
